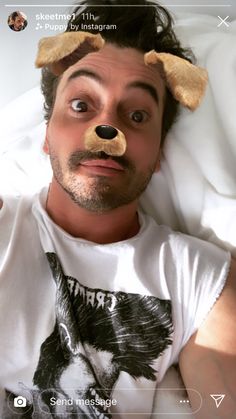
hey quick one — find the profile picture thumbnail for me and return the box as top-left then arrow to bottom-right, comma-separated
8,11 -> 28,32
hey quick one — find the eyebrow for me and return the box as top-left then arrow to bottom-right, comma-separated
67,69 -> 102,84
65,69 -> 159,105
128,81 -> 159,105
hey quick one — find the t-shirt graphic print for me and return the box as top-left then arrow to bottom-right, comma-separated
5,252 -> 173,418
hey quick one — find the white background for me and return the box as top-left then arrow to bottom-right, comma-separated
0,0 -> 235,108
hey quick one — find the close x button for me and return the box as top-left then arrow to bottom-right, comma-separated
217,16 -> 230,27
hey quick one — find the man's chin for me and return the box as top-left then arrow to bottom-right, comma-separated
66,185 -> 135,213
55,172 -> 147,212
69,193 -> 124,213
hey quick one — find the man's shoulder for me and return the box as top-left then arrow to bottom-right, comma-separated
141,212 -> 208,250
0,191 -> 40,225
0,194 -> 19,213
0,192 -> 40,261
0,189 -> 44,209
141,213 -> 230,274
0,193 -> 24,212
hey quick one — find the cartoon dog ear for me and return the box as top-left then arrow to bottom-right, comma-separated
35,31 -> 105,75
144,51 -> 208,111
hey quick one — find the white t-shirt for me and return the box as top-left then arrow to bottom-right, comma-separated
0,188 -> 230,418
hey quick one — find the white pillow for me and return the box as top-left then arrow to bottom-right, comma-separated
141,14 -> 236,254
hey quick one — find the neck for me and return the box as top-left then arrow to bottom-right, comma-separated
45,180 -> 140,244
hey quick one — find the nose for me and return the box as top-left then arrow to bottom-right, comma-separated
95,125 -> 118,140
84,124 -> 127,156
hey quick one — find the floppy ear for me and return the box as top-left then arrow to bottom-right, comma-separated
35,31 -> 105,75
144,51 -> 208,111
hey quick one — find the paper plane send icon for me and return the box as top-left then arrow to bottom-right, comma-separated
210,394 -> 225,408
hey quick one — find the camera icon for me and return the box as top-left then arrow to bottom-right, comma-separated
13,395 -> 27,407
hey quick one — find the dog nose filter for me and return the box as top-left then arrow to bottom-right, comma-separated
84,125 -> 127,156
95,125 -> 118,140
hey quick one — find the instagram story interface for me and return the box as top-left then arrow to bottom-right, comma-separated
0,1 -> 235,418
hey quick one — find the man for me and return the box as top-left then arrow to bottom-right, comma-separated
0,1 -> 235,418
8,11 -> 27,32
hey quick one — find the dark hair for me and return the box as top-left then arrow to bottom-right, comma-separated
11,11 -> 20,21
41,0 -> 194,145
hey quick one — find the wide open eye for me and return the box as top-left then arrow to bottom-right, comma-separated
130,110 -> 149,123
71,99 -> 88,112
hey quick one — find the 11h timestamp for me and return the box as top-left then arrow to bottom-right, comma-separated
82,13 -> 96,21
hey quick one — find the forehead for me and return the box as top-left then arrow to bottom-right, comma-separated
15,15 -> 23,22
59,44 -> 165,99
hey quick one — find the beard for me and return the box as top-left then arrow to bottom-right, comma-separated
49,149 -> 157,213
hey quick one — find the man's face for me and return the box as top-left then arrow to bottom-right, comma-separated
44,44 -> 165,212
13,15 -> 24,30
